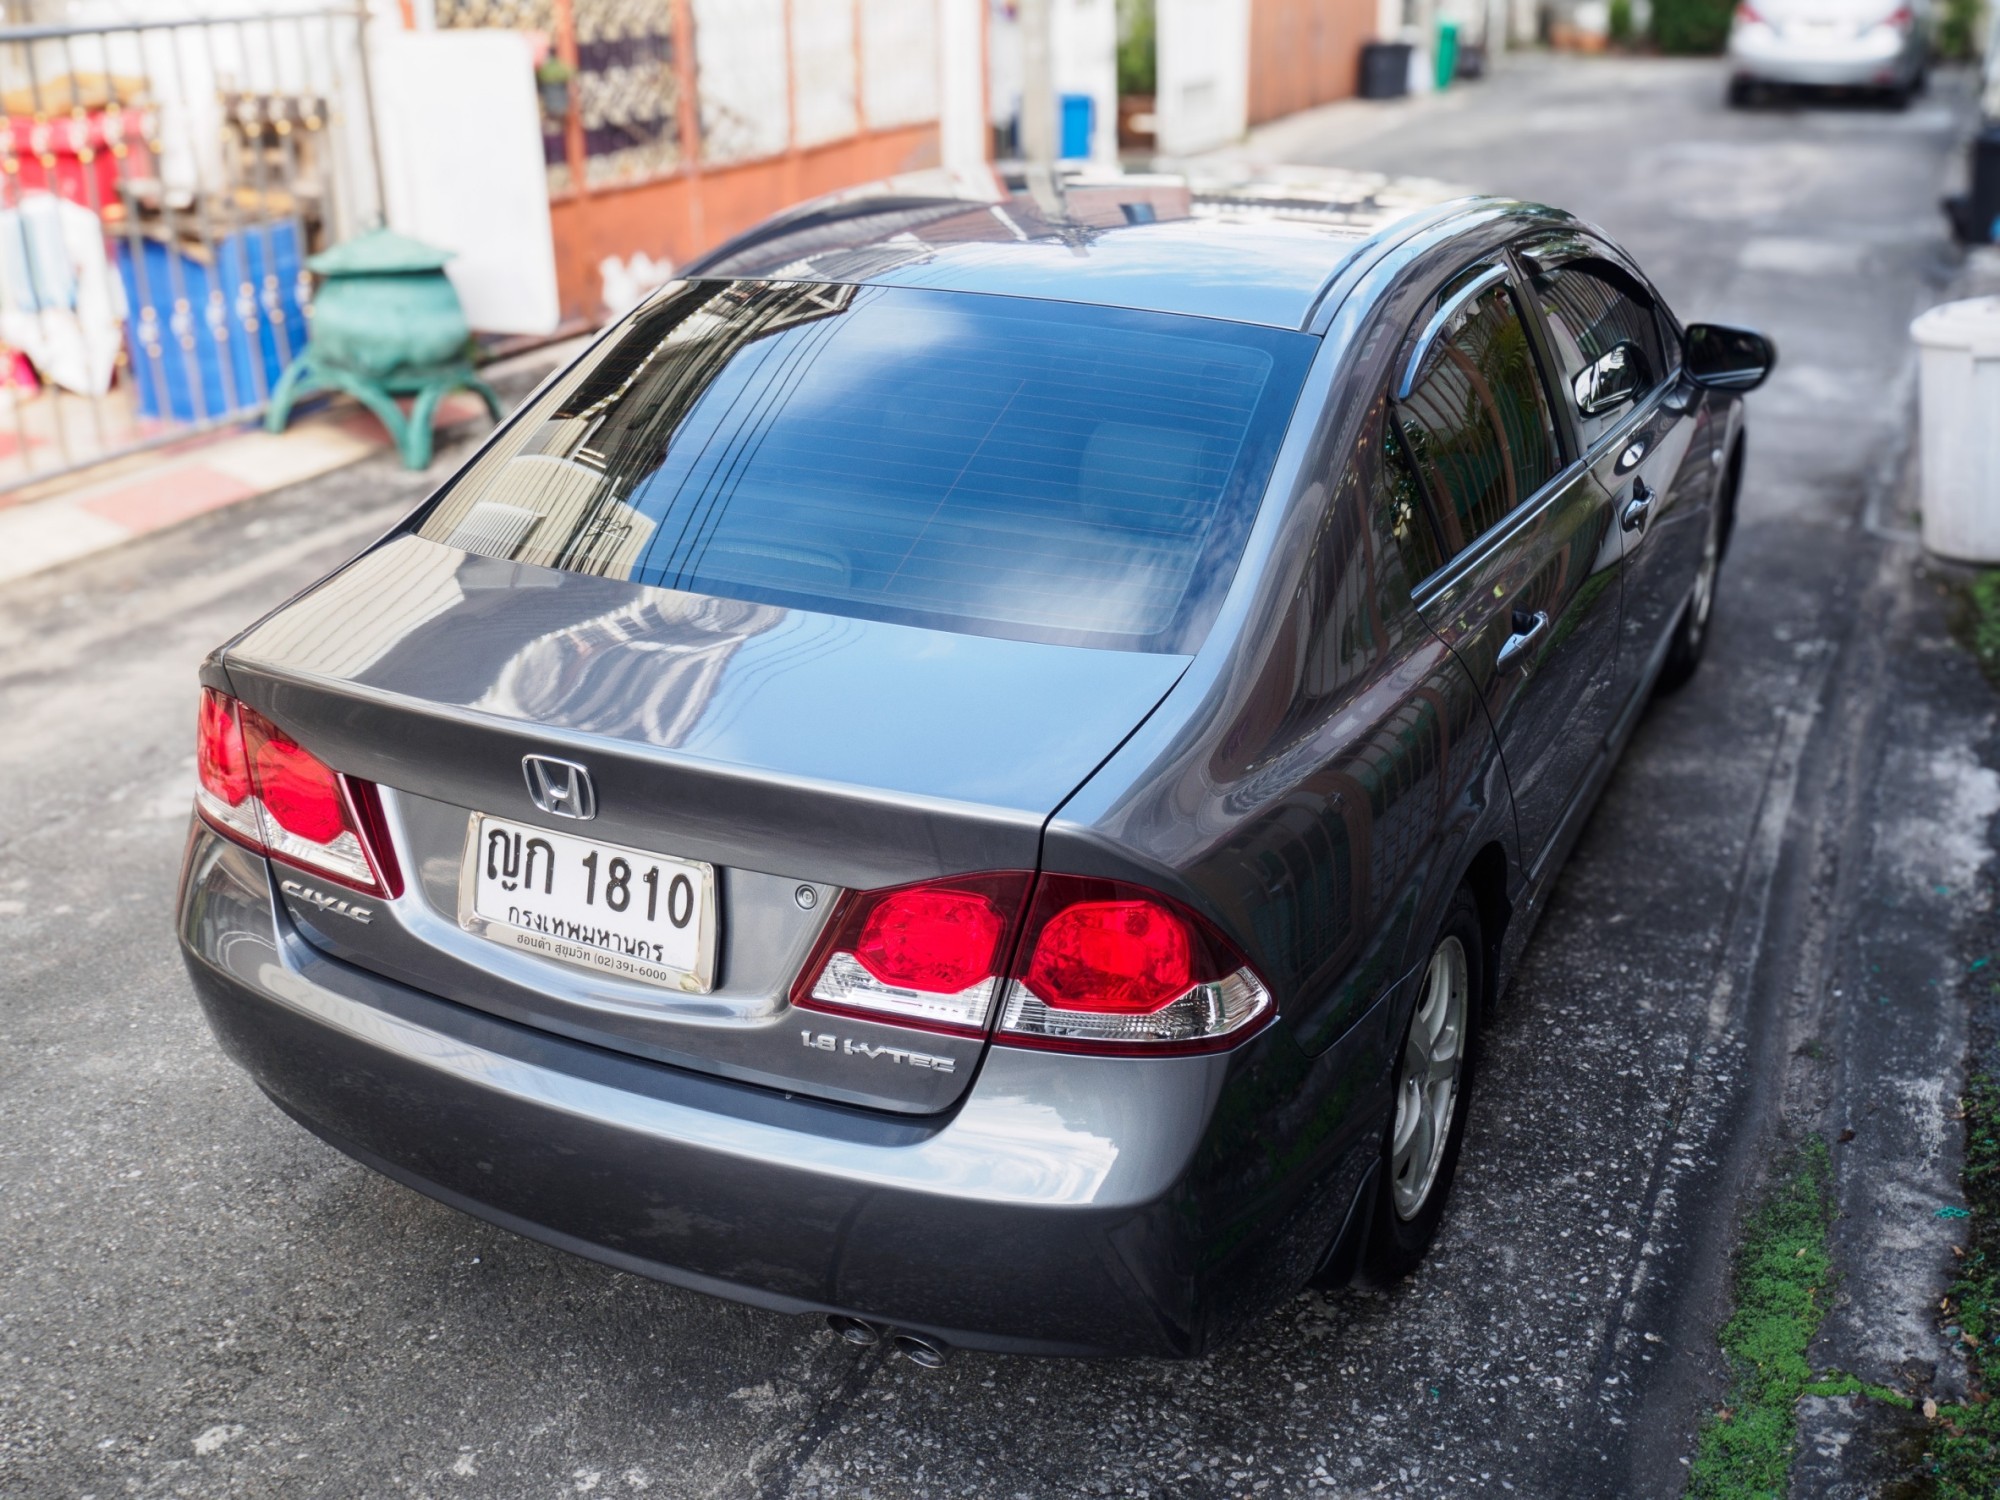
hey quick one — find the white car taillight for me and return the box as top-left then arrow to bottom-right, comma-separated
194,687 -> 401,899
791,870 -> 1272,1054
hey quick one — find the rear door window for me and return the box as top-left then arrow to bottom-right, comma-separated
1394,276 -> 1561,557
418,281 -> 1316,653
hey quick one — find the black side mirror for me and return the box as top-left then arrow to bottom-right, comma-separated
1571,340 -> 1646,416
1684,323 -> 1776,392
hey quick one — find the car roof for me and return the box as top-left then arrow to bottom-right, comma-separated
680,167 -> 1524,333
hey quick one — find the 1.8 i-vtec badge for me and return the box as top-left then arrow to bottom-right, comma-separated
800,1029 -> 956,1073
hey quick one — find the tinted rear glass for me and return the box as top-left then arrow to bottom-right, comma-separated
417,281 -> 1315,652
1396,279 -> 1560,556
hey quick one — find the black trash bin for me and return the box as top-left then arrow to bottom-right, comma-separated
1359,41 -> 1412,100
1952,123 -> 2000,244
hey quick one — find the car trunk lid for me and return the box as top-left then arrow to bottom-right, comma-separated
219,533 -> 1189,1113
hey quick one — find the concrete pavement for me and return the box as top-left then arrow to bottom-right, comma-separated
0,54 -> 1990,1499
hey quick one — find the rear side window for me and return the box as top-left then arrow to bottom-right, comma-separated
418,280 -> 1316,652
1395,278 -> 1560,555
1531,261 -> 1669,446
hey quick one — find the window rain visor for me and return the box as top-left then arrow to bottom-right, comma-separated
415,281 -> 1316,652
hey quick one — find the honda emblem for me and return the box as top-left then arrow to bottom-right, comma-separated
522,755 -> 596,820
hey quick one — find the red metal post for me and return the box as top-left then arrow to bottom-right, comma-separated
554,0 -> 585,197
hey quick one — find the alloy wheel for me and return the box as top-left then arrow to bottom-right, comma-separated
1390,934 -> 1470,1221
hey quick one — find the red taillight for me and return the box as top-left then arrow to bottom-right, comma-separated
1734,1 -> 1767,22
1884,5 -> 1912,23
793,870 -> 1271,1053
191,688 -> 400,898
197,688 -> 251,805
195,688 -> 261,846
252,726 -> 347,845
794,872 -> 1030,1033
1024,899 -> 1191,1013
853,886 -> 1008,994
1000,875 -> 1269,1051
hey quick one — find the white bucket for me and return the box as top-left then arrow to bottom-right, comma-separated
1912,296 -> 2000,563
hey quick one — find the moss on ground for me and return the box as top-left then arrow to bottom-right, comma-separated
1687,1137 -> 1840,1499
1949,571 -> 2000,690
1924,1075 -> 2000,1495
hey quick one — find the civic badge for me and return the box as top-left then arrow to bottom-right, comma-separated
522,754 -> 596,820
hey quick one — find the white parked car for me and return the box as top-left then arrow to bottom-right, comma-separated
1726,0 -> 1931,105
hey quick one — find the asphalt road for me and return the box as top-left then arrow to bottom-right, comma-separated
0,55 -> 1981,1500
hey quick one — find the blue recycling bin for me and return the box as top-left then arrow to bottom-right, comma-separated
1060,93 -> 1095,159
114,220 -> 306,423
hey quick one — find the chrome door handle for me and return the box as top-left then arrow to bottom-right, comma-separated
1496,609 -> 1549,674
1621,477 -> 1655,533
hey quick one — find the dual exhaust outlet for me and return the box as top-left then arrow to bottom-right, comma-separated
827,1313 -> 948,1369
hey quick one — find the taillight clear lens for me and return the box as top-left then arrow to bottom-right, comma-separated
794,872 -> 1032,1033
999,967 -> 1270,1049
191,688 -> 400,898
998,875 -> 1271,1052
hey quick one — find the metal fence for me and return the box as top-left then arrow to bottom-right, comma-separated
0,4 -> 380,492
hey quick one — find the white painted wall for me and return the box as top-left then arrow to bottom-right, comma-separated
1154,0 -> 1248,156
938,0 -> 989,176
864,0 -> 943,128
792,1 -> 860,147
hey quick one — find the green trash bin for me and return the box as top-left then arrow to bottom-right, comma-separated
1435,21 -> 1458,90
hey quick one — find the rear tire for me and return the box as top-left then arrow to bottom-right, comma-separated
1726,76 -> 1754,108
1359,888 -> 1482,1285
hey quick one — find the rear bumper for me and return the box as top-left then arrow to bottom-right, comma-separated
1728,27 -> 1916,86
177,825 -> 1383,1356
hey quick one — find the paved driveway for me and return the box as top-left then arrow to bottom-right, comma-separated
0,55 -> 1978,1499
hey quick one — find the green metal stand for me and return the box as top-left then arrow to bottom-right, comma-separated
266,353 -> 503,471
263,229 -> 502,471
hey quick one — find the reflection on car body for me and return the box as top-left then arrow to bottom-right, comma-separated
176,167 -> 1773,1358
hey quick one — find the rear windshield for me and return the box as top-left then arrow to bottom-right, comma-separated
416,281 -> 1315,652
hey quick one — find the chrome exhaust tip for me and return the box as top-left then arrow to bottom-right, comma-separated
827,1314 -> 882,1347
890,1331 -> 949,1369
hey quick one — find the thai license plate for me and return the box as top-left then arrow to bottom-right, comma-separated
460,813 -> 716,992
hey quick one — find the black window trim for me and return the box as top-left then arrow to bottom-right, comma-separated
1390,259 -> 1582,606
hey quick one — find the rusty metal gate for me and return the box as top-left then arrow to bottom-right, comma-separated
0,5 -> 381,493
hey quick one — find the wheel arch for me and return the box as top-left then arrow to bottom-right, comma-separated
1719,417 -> 1746,561
1460,840 -> 1512,1014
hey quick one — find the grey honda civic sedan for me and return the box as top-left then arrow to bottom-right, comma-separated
176,172 -> 1773,1360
